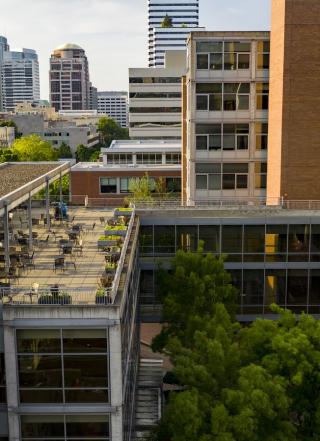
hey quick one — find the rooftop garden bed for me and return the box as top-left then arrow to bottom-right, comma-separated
98,235 -> 123,247
114,207 -> 133,217
104,225 -> 127,236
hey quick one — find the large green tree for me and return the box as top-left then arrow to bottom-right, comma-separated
97,117 -> 129,147
152,247 -> 320,441
56,141 -> 72,159
12,135 -> 58,161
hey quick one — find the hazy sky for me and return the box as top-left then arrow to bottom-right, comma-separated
0,0 -> 270,100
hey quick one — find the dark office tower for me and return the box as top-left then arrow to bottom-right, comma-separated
49,44 -> 91,111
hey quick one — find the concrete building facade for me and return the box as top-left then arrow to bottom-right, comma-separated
49,44 -> 91,112
267,0 -> 320,202
0,126 -> 15,148
148,0 -> 200,67
129,50 -> 186,140
98,92 -> 129,128
183,31 -> 270,205
71,140 -> 181,206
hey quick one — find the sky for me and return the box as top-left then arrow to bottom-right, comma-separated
0,0 -> 271,100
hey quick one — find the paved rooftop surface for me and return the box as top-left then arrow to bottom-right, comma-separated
0,163 -> 64,198
8,207 -> 113,302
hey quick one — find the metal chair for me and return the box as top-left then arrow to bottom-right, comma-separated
53,257 -> 65,272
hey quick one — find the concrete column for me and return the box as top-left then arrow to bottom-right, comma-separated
3,203 -> 10,272
45,177 -> 50,230
109,324 -> 123,440
28,194 -> 33,252
3,323 -> 20,440
59,173 -> 63,203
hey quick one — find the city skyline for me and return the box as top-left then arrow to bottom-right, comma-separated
0,0 -> 270,100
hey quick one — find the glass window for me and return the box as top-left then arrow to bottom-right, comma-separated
196,135 -> 208,150
66,415 -> 109,437
196,95 -> 208,110
265,225 -> 288,262
196,41 -> 223,52
209,53 -> 223,70
18,355 -> 62,388
238,53 -> 250,69
288,225 -> 310,255
244,225 -> 265,253
65,389 -> 108,403
140,270 -> 154,305
20,389 -> 63,404
120,178 -> 130,193
62,330 -> 107,353
223,174 -> 236,189
208,174 -> 221,190
139,226 -> 153,254
223,163 -> 248,173
225,42 -> 251,52
256,83 -> 269,110
199,225 -> 220,253
21,415 -> 64,438
287,270 -> 308,308
176,226 -> 198,252
222,226 -> 242,253
63,355 -> 108,388
196,163 -> 221,173
154,226 -> 175,254
17,329 -> 61,353
197,54 -> 208,69
309,270 -> 320,312
100,178 -> 117,194
209,94 -> 222,111
255,123 -> 268,150
265,270 -> 286,307
243,270 -> 264,309
257,41 -> 270,69
224,53 -> 237,70
196,175 -> 207,190
310,225 -> 320,261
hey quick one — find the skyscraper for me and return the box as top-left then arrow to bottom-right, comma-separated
148,0 -> 202,67
49,44 -> 91,111
0,39 -> 40,112
98,91 -> 128,128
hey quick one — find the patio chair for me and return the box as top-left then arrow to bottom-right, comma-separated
38,235 -> 50,248
99,217 -> 105,225
74,239 -> 83,256
53,257 -> 65,272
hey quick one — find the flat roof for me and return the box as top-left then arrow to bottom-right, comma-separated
107,139 -> 181,149
71,162 -> 181,172
0,162 -> 70,214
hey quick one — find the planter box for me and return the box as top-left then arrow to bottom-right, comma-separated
114,208 -> 133,217
95,295 -> 109,305
98,238 -> 121,247
38,295 -> 72,305
104,228 -> 127,237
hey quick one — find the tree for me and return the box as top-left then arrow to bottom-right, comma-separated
127,174 -> 155,203
152,247 -> 320,441
152,244 -> 238,352
56,141 -> 72,159
12,135 -> 58,161
161,14 -> 173,28
97,117 -> 129,147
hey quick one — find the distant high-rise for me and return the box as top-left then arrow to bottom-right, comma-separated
49,44 -> 91,111
148,0 -> 201,67
98,91 -> 128,128
0,37 -> 40,112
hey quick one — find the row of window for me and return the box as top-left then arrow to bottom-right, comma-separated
17,329 -> 108,405
130,122 -> 181,128
196,40 -> 270,70
129,92 -> 181,99
129,77 -> 181,84
195,162 -> 267,190
195,123 -> 268,151
20,414 -> 109,439
106,153 -> 181,165
139,223 -> 320,259
100,177 -> 181,194
139,268 -> 320,315
196,82 -> 269,111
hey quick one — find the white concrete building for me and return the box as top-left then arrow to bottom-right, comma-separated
148,0 -> 200,67
129,50 -> 186,140
183,31 -> 270,205
149,26 -> 205,67
98,92 -> 128,128
0,126 -> 15,148
1,47 -> 40,112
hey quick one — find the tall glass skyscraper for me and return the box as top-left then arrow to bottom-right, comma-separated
148,0 -> 203,67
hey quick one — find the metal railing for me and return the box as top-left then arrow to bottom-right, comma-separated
109,209 -> 136,303
0,287 -> 113,306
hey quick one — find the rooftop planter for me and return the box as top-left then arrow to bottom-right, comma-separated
98,235 -> 123,248
104,262 -> 117,274
114,207 -> 133,217
38,292 -> 72,305
95,288 -> 111,305
104,225 -> 127,237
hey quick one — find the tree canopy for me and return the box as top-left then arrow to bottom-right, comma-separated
97,117 -> 129,147
152,246 -> 320,441
75,144 -> 101,162
56,141 -> 72,159
12,135 -> 58,161
161,14 -> 173,28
